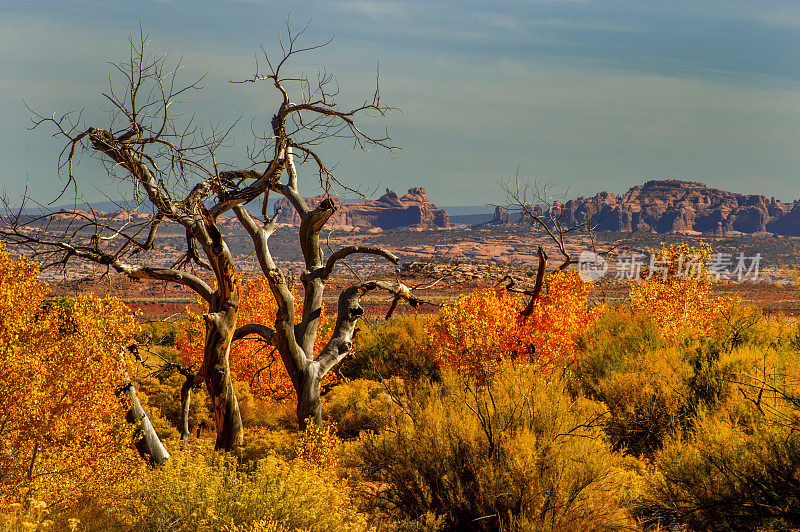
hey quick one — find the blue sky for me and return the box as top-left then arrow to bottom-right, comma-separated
2,0 -> 800,206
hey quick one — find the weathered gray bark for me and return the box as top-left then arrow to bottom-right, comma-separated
178,365 -> 200,444
18,127 -> 251,450
122,383 -> 170,466
297,362 -> 323,427
203,304 -> 243,450
234,193 -> 416,429
179,383 -> 192,444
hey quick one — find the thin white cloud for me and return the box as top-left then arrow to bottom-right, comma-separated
487,14 -> 525,34
336,1 -> 406,21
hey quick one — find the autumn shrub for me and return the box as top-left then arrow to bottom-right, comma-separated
571,308 -> 677,457
573,308 -> 663,390
0,499 -> 71,531
426,288 -> 527,380
573,300 -> 767,458
235,416 -> 343,472
639,414 -> 800,531
351,365 -> 637,531
231,379 -> 286,429
579,337 -> 726,459
710,303 -> 796,355
128,447 -> 368,532
324,378 -> 402,438
428,270 -> 598,381
135,371 -> 214,441
633,319 -> 800,530
234,428 -> 294,467
0,244 -> 143,512
525,269 -> 602,365
574,303 -> 800,529
629,242 -> 731,341
295,420 -> 341,472
139,377 -> 294,449
138,320 -> 180,347
342,315 -> 437,382
680,304 -> 781,415
594,368 -> 685,459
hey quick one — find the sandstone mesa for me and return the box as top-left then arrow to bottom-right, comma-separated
493,180 -> 800,236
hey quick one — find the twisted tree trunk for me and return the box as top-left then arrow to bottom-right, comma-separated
9,32 -> 400,453
203,304 -> 243,450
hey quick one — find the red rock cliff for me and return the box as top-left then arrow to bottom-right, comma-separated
273,187 -> 450,229
505,180 -> 800,236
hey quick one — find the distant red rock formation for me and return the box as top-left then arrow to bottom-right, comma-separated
108,210 -> 152,222
273,187 -> 450,229
501,180 -> 800,236
52,208 -> 103,220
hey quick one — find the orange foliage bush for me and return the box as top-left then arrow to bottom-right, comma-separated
428,270 -> 598,380
0,244 -> 142,509
629,242 -> 730,340
179,276 -> 334,402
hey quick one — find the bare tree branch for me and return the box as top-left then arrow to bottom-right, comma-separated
233,323 -> 278,345
8,19 -> 404,439
322,246 -> 399,280
317,280 -> 418,377
498,175 -> 598,316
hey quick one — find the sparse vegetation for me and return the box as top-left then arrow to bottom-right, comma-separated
351,365 -> 636,531
7,234 -> 800,530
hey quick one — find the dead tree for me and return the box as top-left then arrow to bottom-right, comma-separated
112,342 -> 172,465
3,30 -> 246,449
127,340 -> 200,446
222,27 -> 417,428
1,25 -> 416,445
121,382 -> 171,465
497,177 -> 597,318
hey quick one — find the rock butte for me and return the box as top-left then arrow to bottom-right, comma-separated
493,180 -> 800,236
273,186 -> 450,230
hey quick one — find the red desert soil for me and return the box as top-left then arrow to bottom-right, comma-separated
50,265 -> 800,320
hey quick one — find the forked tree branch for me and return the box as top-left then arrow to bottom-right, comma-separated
316,280 -> 418,376
522,247 -> 548,319
10,22 -> 406,436
0,226 -> 215,303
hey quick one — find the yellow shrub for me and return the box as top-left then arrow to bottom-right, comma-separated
0,244 -> 143,511
352,365 -> 637,531
429,271 -> 599,381
324,379 -> 401,437
127,448 -> 368,532
629,242 -> 731,341
295,420 -> 341,473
